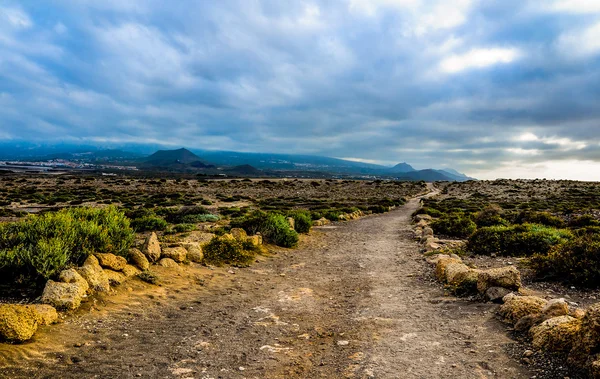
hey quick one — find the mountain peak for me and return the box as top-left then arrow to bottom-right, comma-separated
389,162 -> 415,173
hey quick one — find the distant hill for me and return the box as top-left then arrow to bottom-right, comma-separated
396,169 -> 456,182
141,148 -> 215,169
223,164 -> 263,176
389,162 -> 415,174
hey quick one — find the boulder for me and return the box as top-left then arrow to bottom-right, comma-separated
30,304 -> 58,326
95,253 -> 127,271
162,247 -> 187,263
247,235 -> 262,247
158,258 -> 179,268
0,304 -> 39,342
142,232 -> 162,262
416,219 -> 430,228
313,218 -> 331,227
230,228 -> 248,241
591,359 -> 600,379
477,266 -> 521,294
541,298 -> 569,318
415,214 -> 433,222
122,264 -> 141,277
181,231 -> 216,245
104,269 -> 126,286
435,257 -> 462,282
485,287 -> 513,303
182,243 -> 203,263
569,303 -> 600,366
128,248 -> 150,271
499,296 -> 548,324
76,255 -> 110,293
426,254 -> 450,265
58,268 -> 89,294
515,314 -> 543,333
530,315 -> 581,353
422,227 -> 434,238
41,280 -> 86,311
445,264 -> 479,295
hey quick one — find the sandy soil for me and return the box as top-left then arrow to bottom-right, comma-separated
0,195 -> 533,379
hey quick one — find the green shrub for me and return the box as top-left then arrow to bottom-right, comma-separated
468,224 -> 572,257
474,204 -> 509,227
231,211 -> 299,248
131,215 -> 168,232
288,210 -> 312,233
529,234 -> 600,287
368,205 -> 388,214
431,214 -> 476,238
203,236 -> 255,266
569,214 -> 600,228
514,211 -> 565,228
172,223 -> 196,233
413,207 -> 443,218
0,206 -> 134,282
159,206 -> 213,224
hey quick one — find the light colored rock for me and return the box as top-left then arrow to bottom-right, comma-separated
158,258 -> 179,268
128,248 -> 149,271
0,304 -> 39,342
122,264 -> 141,277
142,232 -> 161,262
530,315 -> 580,353
515,314 -> 542,333
181,231 -> 216,245
445,264 -> 479,295
426,254 -> 450,265
230,228 -> 248,241
541,298 -> 569,318
477,266 -> 522,294
485,287 -> 513,303
422,227 -> 434,237
104,269 -> 126,286
435,257 -> 462,282
95,253 -> 127,271
182,243 -> 203,263
287,217 -> 295,230
58,268 -> 89,294
570,308 -> 586,319
247,235 -> 262,247
76,255 -> 110,293
499,296 -> 548,324
30,304 -> 58,326
415,214 -> 433,222
313,218 -> 331,227
569,303 -> 600,366
162,247 -> 187,263
41,280 -> 86,311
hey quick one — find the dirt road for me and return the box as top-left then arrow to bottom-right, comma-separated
0,195 -> 531,378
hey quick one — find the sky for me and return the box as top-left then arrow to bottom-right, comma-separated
1,1 -> 600,180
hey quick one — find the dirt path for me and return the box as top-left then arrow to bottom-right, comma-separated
0,194 -> 531,379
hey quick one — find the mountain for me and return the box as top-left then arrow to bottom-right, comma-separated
436,168 -> 475,182
223,164 -> 263,176
396,169 -> 456,182
142,148 -> 213,167
388,162 -> 415,173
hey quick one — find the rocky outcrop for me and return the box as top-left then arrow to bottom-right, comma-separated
530,315 -> 581,353
128,248 -> 150,271
42,269 -> 89,310
142,232 -> 162,262
476,266 -> 521,294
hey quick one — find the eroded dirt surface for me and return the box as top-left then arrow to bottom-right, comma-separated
0,196 -> 532,379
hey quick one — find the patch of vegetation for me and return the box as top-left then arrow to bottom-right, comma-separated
138,270 -> 159,284
231,211 -> 299,248
430,213 -> 477,238
529,234 -> 600,287
287,210 -> 313,233
467,224 -> 573,257
0,206 -> 134,283
130,215 -> 168,232
203,235 -> 256,266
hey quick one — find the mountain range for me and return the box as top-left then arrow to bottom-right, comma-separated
0,142 -> 475,181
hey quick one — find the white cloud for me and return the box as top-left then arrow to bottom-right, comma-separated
544,0 -> 600,14
557,21 -> 600,58
439,47 -> 520,74
0,7 -> 32,29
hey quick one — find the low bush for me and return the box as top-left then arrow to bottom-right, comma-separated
529,234 -> 600,287
514,211 -> 565,228
474,204 -> 509,227
172,223 -> 196,233
0,206 -> 134,282
568,214 -> 600,228
288,210 -> 312,233
231,211 -> 299,248
203,236 -> 256,266
430,213 -> 476,238
412,207 -> 443,218
468,223 -> 572,257
138,270 -> 159,284
131,215 -> 168,232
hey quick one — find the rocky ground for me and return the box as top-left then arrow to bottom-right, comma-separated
0,194 -> 552,379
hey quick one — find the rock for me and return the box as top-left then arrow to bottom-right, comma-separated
591,359 -> 600,379
569,303 -> 600,366
181,231 -> 216,245
230,228 -> 248,241
530,315 -> 580,353
541,298 -> 569,318
445,264 -> 479,295
104,269 -> 126,286
287,217 -> 295,230
162,247 -> 187,263
503,292 -> 518,303
523,349 -> 534,358
76,255 -> 110,293
485,287 -> 513,303
158,258 -> 179,268
58,268 -> 89,294
128,248 -> 149,271
415,214 -> 433,222
122,264 -> 141,277
30,304 -> 58,326
95,253 -> 127,271
312,217 -> 331,227
0,304 -> 39,342
422,227 -> 434,238
182,243 -> 203,263
41,280 -> 87,311
221,233 -> 236,241
247,235 -> 262,247
515,314 -> 543,333
416,219 -> 430,227
435,257 -> 462,282
499,296 -> 548,324
142,232 -> 161,262
571,308 -> 586,319
477,266 -> 522,294
426,254 -> 450,265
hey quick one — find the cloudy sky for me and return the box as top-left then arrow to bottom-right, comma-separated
1,1 -> 600,179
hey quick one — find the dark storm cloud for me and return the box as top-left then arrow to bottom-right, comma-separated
1,0 -> 600,178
